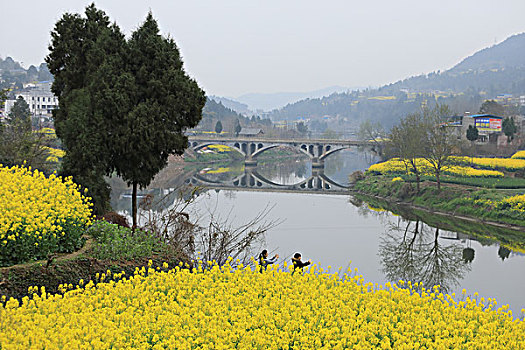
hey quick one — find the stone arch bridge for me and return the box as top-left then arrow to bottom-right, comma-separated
187,136 -> 370,168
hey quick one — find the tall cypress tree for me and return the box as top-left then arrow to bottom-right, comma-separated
47,6 -> 205,224
112,13 -> 206,228
47,4 -> 126,214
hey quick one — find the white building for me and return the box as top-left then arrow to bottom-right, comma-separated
4,82 -> 58,119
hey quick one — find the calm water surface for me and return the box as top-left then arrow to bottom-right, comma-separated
111,149 -> 525,314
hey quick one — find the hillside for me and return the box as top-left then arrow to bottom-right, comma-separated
209,95 -> 252,116
450,33 -> 525,72
0,56 -> 53,90
267,33 -> 525,131
196,98 -> 272,132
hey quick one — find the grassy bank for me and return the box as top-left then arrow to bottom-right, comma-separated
351,192 -> 525,254
353,175 -> 525,227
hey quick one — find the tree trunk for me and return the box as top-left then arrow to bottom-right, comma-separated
436,171 -> 441,190
132,181 -> 138,231
416,173 -> 420,193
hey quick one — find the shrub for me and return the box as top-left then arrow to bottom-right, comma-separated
88,221 -> 164,260
0,164 -> 92,266
348,170 -> 365,183
398,182 -> 416,200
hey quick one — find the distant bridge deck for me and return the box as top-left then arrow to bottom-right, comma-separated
187,136 -> 369,147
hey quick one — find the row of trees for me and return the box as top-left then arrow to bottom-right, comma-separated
46,4 -> 206,227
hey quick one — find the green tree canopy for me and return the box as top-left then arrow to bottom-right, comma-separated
234,119 -> 242,136
502,117 -> 517,143
47,5 -> 206,224
46,4 -> 124,215
466,125 -> 479,142
215,120 -> 223,134
0,97 -> 48,169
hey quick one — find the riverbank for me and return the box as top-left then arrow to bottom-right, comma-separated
353,175 -> 525,229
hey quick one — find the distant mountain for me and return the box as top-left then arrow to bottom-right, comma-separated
268,32 -> 525,130
209,95 -> 252,115
450,33 -> 525,72
235,85 -> 360,112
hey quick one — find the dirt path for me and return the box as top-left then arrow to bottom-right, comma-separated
0,236 -> 94,272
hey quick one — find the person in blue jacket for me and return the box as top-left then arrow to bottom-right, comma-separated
258,249 -> 279,272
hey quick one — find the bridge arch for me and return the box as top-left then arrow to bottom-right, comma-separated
191,142 -> 245,156
319,146 -> 352,160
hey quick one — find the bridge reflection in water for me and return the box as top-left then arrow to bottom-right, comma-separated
186,165 -> 349,194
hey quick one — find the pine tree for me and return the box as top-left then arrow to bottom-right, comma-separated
215,120 -> 223,134
47,4 -> 127,214
47,5 -> 206,223
466,125 -> 479,142
111,13 -> 206,228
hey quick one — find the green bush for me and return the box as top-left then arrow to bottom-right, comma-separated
88,221 -> 165,260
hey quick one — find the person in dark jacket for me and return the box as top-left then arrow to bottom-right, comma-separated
291,252 -> 311,274
258,249 -> 279,272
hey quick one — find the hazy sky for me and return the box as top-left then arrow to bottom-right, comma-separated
2,0 -> 525,97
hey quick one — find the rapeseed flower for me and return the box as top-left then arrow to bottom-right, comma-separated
0,262 -> 523,349
0,164 -> 92,266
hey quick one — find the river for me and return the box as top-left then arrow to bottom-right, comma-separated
110,148 -> 525,315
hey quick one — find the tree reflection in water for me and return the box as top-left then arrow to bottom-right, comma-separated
379,218 -> 471,294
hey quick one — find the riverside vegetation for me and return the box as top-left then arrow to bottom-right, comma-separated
354,152 -> 525,227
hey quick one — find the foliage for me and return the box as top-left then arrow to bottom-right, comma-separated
0,97 -> 50,171
479,100 -> 505,116
420,104 -> 459,190
502,117 -> 517,143
214,120 -> 223,134
234,118 -> 242,136
46,5 -> 206,223
1,262 -> 524,349
354,175 -> 525,225
88,221 -> 164,260
348,170 -> 365,184
466,125 -> 479,142
296,121 -> 308,134
0,164 -> 92,266
46,5 -> 123,215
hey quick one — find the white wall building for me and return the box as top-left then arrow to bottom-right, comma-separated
4,82 -> 58,119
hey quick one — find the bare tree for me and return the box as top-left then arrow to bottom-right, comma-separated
387,113 -> 426,192
359,120 -> 386,155
421,104 -> 458,190
197,204 -> 281,267
139,186 -> 281,267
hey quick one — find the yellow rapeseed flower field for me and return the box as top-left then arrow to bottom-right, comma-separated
1,261 -> 523,349
368,158 -> 504,178
511,150 -> 525,160
454,156 -> 525,171
0,164 -> 92,266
